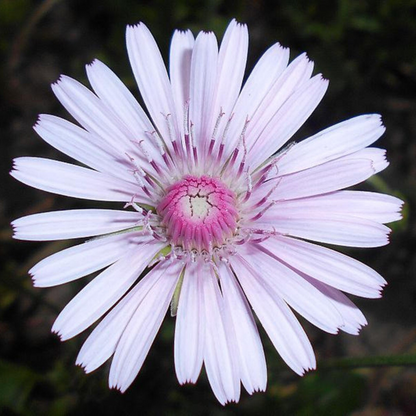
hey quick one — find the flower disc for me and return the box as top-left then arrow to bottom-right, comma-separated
157,175 -> 238,251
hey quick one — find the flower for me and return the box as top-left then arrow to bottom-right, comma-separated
11,19 -> 402,404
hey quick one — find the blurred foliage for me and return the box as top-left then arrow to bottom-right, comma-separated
1,0 -> 416,414
0,359 -> 39,414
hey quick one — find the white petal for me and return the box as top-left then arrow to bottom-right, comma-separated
278,114 -> 386,175
239,243 -> 344,334
174,261 -> 204,384
11,157 -> 145,203
301,277 -> 368,335
12,209 -> 142,241
52,76 -> 142,159
354,147 -> 389,173
263,149 -> 389,201
189,31 -> 218,154
109,260 -> 183,392
230,255 -> 316,375
262,190 -> 403,224
240,53 -> 313,154
30,232 -> 146,287
259,235 -> 386,298
262,211 -> 391,247
218,262 -> 267,394
85,60 -> 164,168
76,258 -> 172,373
212,20 -> 249,139
34,115 -> 132,182
169,29 -> 194,137
52,242 -> 164,341
257,211 -> 391,248
203,266 -> 240,405
126,23 -> 180,144
248,74 -> 329,169
86,59 -> 154,135
223,44 -> 290,156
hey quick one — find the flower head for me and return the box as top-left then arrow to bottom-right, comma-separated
11,19 -> 402,404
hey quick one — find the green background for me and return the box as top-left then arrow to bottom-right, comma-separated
1,0 -> 415,414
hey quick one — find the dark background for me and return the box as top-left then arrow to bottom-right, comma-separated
1,0 -> 415,414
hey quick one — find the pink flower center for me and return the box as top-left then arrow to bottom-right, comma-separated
157,175 -> 239,252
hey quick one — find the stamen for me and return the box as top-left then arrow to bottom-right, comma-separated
171,139 -> 181,162
234,234 -> 251,245
142,209 -> 153,232
184,133 -> 192,160
151,230 -> 168,242
183,102 -> 192,160
237,133 -> 248,177
252,141 -> 297,187
136,140 -> 152,163
163,113 -> 183,160
149,159 -> 163,177
135,161 -> 158,189
189,122 -> 198,167
248,201 -> 275,221
249,178 -> 281,209
252,160 -> 277,190
138,210 -> 166,242
145,130 -> 164,156
220,114 -> 234,146
124,195 -> 145,214
133,140 -> 165,180
162,152 -> 174,171
146,130 -> 174,171
217,143 -> 225,164
216,114 -> 233,165
221,117 -> 250,179
250,227 -> 279,243
208,108 -> 225,159
229,147 -> 239,170
125,153 -> 153,198
241,169 -> 252,203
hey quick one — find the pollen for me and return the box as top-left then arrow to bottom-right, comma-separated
157,175 -> 239,252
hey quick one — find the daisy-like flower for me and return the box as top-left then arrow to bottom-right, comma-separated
11,19 -> 402,404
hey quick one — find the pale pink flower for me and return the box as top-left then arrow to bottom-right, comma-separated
11,19 -> 402,404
